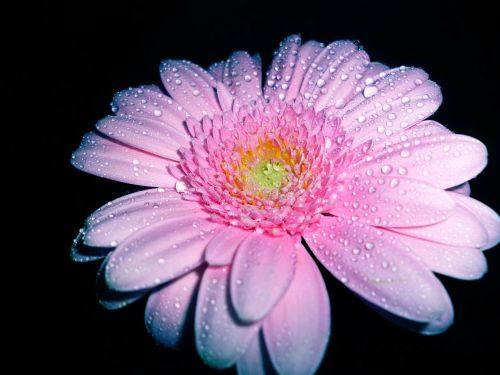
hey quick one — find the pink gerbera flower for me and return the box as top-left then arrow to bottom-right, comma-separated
71,35 -> 499,374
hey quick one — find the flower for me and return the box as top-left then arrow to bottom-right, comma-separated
71,35 -> 500,374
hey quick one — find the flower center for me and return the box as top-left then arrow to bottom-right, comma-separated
238,139 -> 292,193
176,99 -> 355,235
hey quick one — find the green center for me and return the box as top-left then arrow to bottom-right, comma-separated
247,160 -> 288,190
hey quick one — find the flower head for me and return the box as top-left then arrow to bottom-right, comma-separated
72,35 -> 500,374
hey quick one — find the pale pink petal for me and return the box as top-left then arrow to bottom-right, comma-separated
230,233 -> 298,322
391,204 -> 488,248
284,40 -> 324,101
350,132 -> 487,189
368,120 -> 451,153
111,85 -> 191,134
208,61 -> 225,82
71,132 -> 178,187
96,256 -> 147,309
236,332 -> 267,375
195,266 -> 259,369
342,67 -> 442,147
145,270 -> 201,348
215,81 -> 234,112
334,62 -> 389,117
263,247 -> 330,375
448,182 -> 471,196
330,176 -> 456,227
264,34 -> 301,102
387,230 -> 487,280
205,226 -> 250,266
451,192 -> 500,250
304,217 -> 454,334
105,215 -> 220,291
297,40 -> 369,112
83,188 -> 202,248
160,60 -> 221,119
95,115 -> 189,161
71,228 -> 109,262
223,51 -> 262,104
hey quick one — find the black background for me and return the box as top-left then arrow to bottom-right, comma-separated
16,0 -> 499,373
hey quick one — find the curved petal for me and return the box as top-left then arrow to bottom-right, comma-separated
111,85 -> 191,135
334,61 -> 389,117
71,132 -> 178,187
236,332 -> 268,375
223,51 -> 262,104
71,228 -> 110,262
264,34 -> 301,102
330,176 -> 456,227
298,40 -> 369,112
351,132 -> 487,189
263,247 -> 330,375
208,61 -> 225,82
145,270 -> 202,348
284,40 -> 324,101
83,188 -> 202,247
342,67 -> 442,148
160,60 -> 221,120
95,115 -> 189,161
105,215 -> 220,291
392,204 -> 488,248
387,230 -> 487,280
451,192 -> 500,250
96,256 -> 147,309
230,233 -> 298,322
304,217 -> 454,334
205,226 -> 250,266
448,182 -> 471,196
195,266 -> 259,369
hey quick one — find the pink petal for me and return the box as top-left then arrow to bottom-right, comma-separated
342,67 -> 442,147
451,192 -> 500,250
71,132 -> 178,187
351,132 -> 487,189
368,120 -> 451,153
334,62 -> 389,117
95,115 -> 189,161
105,215 -> 220,291
145,270 -> 201,348
387,230 -> 487,280
284,40 -> 324,101
230,233 -> 298,322
215,81 -> 234,112
96,256 -> 147,309
160,60 -> 221,120
208,61 -> 225,82
391,204 -> 488,248
330,176 -> 456,227
296,40 -> 368,112
195,266 -> 259,369
223,51 -> 262,104
263,247 -> 330,375
264,34 -> 301,102
205,226 -> 250,266
448,182 -> 471,196
71,228 -> 109,262
236,332 -> 267,375
304,217 -> 454,334
83,188 -> 202,248
111,85 -> 191,134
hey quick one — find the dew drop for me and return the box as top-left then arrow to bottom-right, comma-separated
363,86 -> 378,98
381,165 -> 393,174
